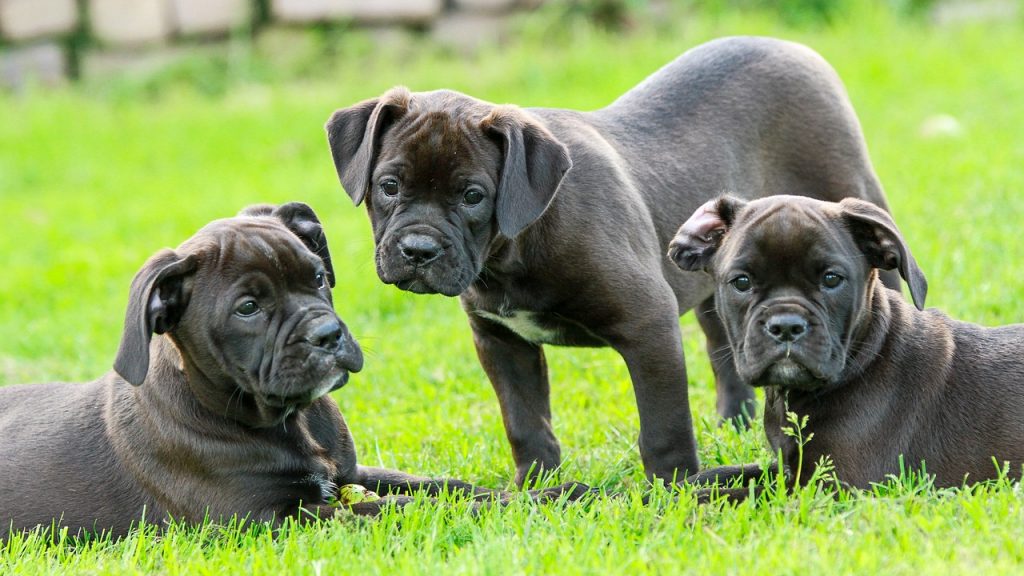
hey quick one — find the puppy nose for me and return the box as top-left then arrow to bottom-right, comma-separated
308,319 -> 343,351
398,234 -> 443,265
765,313 -> 809,343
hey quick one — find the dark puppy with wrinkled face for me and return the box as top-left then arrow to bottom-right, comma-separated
0,203 -> 586,539
669,195 -> 1024,492
325,36 -> 899,485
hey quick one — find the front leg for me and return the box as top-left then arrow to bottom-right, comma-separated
467,314 -> 561,487
353,465 -> 593,515
605,301 -> 700,483
686,462 -> 799,504
311,467 -> 472,518
356,465 -> 496,499
686,463 -> 770,504
291,498 -> 419,520
686,463 -> 769,486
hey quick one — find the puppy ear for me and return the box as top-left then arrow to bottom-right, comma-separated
839,198 -> 928,310
668,195 -> 746,271
482,106 -> 572,238
113,250 -> 198,386
325,87 -> 410,206
272,202 -> 336,288
237,204 -> 274,217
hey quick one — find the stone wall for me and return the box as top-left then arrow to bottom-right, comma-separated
0,0 -> 543,90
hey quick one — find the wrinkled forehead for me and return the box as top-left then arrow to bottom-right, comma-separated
380,98 -> 501,172
387,113 -> 491,156
396,113 -> 473,155
181,218 -> 322,280
717,200 -> 857,273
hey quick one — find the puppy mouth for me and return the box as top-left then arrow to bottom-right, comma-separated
762,358 -> 822,390
744,348 -> 831,390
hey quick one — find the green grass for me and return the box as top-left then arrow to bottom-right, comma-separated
3,4 -> 1024,574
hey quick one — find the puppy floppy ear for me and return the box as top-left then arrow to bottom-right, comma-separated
237,204 -> 274,217
325,87 -> 411,206
274,202 -> 336,288
481,106 -> 572,238
668,195 -> 747,272
839,197 -> 928,310
238,202 -> 336,287
113,250 -> 198,386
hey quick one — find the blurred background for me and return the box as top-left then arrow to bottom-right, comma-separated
1,0 -> 1021,95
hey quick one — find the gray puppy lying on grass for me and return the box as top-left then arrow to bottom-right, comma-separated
669,194 -> 1024,497
0,203 -> 589,539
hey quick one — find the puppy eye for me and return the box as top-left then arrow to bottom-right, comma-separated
730,275 -> 752,293
315,272 -> 328,290
463,187 -> 485,206
379,178 -> 400,197
822,271 -> 844,289
235,300 -> 261,317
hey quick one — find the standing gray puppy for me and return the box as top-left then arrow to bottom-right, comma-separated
325,36 -> 897,485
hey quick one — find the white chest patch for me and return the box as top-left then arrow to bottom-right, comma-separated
476,310 -> 559,344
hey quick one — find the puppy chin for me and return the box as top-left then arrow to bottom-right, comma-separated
759,359 -> 824,390
741,353 -> 830,391
382,266 -> 473,297
394,277 -> 445,295
329,370 -> 350,391
257,372 -> 345,411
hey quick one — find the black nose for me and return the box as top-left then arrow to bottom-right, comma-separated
765,313 -> 809,343
308,319 -> 343,351
398,233 -> 443,266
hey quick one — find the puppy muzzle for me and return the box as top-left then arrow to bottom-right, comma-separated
256,311 -> 363,410
739,302 -> 835,389
377,227 -> 473,296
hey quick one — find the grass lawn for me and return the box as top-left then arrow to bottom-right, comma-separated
2,4 -> 1024,574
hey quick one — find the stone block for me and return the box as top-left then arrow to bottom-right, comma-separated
90,0 -> 172,46
452,0 -> 519,13
170,0 -> 249,35
352,0 -> 442,23
930,0 -> 1020,24
0,0 -> 77,41
80,44 -> 226,80
270,0 -> 336,23
272,0 -> 442,24
361,23 -> 420,52
254,25 -> 321,70
432,11 -> 507,53
1,42 -> 66,91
